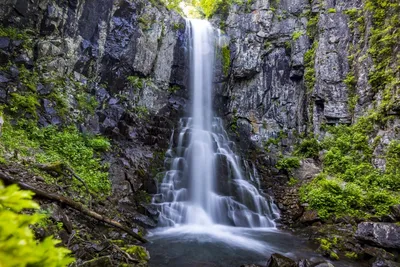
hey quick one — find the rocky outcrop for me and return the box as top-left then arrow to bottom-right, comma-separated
355,222 -> 400,249
0,0 -> 188,204
212,0 -> 399,229
0,0 -> 188,264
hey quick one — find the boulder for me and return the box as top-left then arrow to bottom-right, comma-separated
355,222 -> 400,249
266,253 -> 296,267
299,210 -> 320,224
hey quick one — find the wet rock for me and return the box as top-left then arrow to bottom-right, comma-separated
297,259 -> 311,267
15,53 -> 34,69
371,258 -> 400,267
355,222 -> 400,249
363,246 -> 396,261
80,256 -> 112,267
266,253 -> 296,267
0,37 -> 10,49
390,205 -> 400,220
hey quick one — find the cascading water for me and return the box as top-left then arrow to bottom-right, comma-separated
147,19 -> 355,267
152,19 -> 279,229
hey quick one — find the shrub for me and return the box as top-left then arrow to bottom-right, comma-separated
276,157 -> 300,171
0,181 -> 74,266
0,121 -> 111,195
295,138 -> 321,159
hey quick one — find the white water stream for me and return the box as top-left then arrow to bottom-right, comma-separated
151,19 -> 279,250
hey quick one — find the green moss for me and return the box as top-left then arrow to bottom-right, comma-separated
168,85 -> 180,93
288,177 -> 298,186
0,26 -> 34,49
123,246 -> 149,262
138,15 -> 153,30
306,14 -> 320,39
327,8 -> 337,13
292,31 -> 303,41
345,252 -> 358,259
304,41 -> 318,93
173,22 -> 185,31
221,45 -> 231,76
316,237 -> 339,260
330,252 -> 339,260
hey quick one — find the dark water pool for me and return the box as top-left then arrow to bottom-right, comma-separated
145,225 -> 358,267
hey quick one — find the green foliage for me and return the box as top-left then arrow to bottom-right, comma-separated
294,138 -> 321,159
76,92 -> 98,116
327,8 -> 337,13
221,45 -> 231,76
0,181 -> 75,266
168,85 -> 180,93
230,114 -> 238,134
134,106 -> 149,119
160,0 -> 184,13
127,76 -> 144,89
364,0 -> 399,112
300,117 -> 400,219
263,131 -> 288,152
306,14 -> 319,38
344,73 -> 358,114
192,0 -> 243,18
276,157 -> 300,171
0,121 -> 111,195
304,41 -> 318,93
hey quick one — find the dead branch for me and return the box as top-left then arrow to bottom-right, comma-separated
0,170 -> 147,243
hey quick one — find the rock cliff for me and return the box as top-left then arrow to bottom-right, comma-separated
212,0 -> 399,225
0,0 -> 188,264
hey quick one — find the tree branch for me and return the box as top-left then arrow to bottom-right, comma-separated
0,171 -> 147,243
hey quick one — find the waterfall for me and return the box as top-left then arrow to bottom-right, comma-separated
152,19 -> 279,229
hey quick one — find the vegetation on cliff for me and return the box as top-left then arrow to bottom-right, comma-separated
299,0 -> 400,220
0,181 -> 74,266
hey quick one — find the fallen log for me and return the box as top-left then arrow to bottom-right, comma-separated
0,170 -> 148,243
34,162 -> 92,208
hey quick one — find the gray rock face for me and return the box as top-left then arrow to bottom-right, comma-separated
355,222 -> 400,249
214,0 -> 398,224
0,0 -> 188,239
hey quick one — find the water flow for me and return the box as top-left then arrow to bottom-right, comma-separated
153,19 -> 279,229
